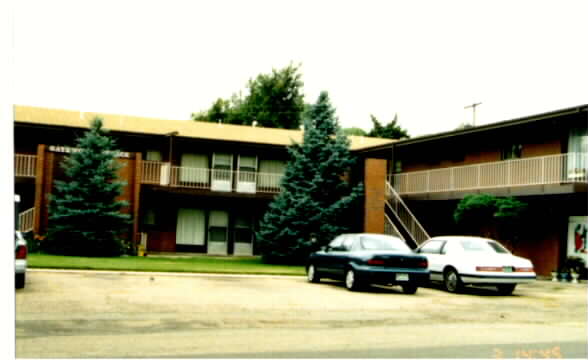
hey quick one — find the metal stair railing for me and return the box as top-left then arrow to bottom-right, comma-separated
18,208 -> 35,233
384,213 -> 405,242
385,181 -> 430,246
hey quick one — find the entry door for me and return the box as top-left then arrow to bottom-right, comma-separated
208,210 -> 229,255
176,208 -> 205,246
233,215 -> 254,255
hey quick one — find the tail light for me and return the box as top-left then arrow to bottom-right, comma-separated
417,259 -> 428,268
367,259 -> 386,266
16,245 -> 27,260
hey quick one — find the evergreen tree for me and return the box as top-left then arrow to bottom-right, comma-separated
256,92 -> 364,264
43,117 -> 131,256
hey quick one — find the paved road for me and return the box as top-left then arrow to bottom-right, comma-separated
16,270 -> 588,358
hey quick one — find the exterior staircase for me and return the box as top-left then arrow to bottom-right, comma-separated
385,182 -> 430,248
18,208 -> 35,233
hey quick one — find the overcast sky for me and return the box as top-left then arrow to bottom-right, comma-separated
11,0 -> 588,137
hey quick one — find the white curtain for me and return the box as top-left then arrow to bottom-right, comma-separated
180,153 -> 208,183
176,208 -> 205,245
258,160 -> 286,188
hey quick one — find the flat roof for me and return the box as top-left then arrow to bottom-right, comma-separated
14,105 -> 396,151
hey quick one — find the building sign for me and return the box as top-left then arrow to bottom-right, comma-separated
48,145 -> 130,158
568,216 -> 588,264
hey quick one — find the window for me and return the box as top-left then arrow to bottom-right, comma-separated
239,156 -> 257,173
359,235 -> 409,251
180,153 -> 208,183
418,240 -> 445,254
213,153 -> 232,171
234,215 -> 253,243
143,209 -> 156,225
146,150 -> 162,162
208,210 -> 229,242
459,239 -> 489,252
341,236 -> 354,250
328,235 -> 345,248
394,160 -> 402,173
567,125 -> 588,179
211,153 -> 233,191
487,240 -> 510,254
237,155 -> 258,193
501,144 -> 522,160
176,208 -> 205,245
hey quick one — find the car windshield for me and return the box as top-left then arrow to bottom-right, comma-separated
360,235 -> 409,251
459,239 -> 510,254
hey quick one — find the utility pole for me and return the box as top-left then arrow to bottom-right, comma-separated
464,102 -> 482,126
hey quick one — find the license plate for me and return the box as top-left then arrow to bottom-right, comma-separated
396,273 -> 409,281
503,267 -> 514,273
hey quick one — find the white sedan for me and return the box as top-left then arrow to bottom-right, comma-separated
416,236 -> 536,295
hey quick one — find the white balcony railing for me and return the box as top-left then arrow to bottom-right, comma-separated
390,152 -> 587,195
142,161 -> 283,194
15,154 -> 37,178
19,208 -> 35,233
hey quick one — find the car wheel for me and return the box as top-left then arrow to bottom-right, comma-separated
307,264 -> 320,283
344,268 -> 362,291
16,273 -> 25,289
443,268 -> 463,293
401,284 -> 418,294
496,284 -> 516,295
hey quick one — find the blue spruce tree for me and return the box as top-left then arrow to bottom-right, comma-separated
43,117 -> 131,256
256,91 -> 364,264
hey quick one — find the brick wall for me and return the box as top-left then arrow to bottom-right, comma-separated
364,158 -> 387,233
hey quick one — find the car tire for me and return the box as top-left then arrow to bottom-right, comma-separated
16,273 -> 25,289
307,264 -> 321,283
401,284 -> 418,294
443,267 -> 463,293
496,284 -> 516,295
344,268 -> 363,291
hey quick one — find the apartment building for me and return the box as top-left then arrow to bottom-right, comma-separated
14,105 -> 393,256
14,104 -> 586,275
361,105 -> 588,276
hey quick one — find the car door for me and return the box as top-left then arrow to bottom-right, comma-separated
417,240 -> 446,281
316,235 -> 345,276
330,235 -> 355,279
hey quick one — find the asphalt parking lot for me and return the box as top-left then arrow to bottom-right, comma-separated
15,270 -> 588,358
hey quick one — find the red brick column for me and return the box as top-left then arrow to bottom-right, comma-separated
33,144 -> 45,235
132,153 -> 142,245
364,158 -> 387,234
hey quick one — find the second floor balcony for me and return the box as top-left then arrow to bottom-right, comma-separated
141,161 -> 283,194
15,154 -> 37,178
390,152 -> 587,198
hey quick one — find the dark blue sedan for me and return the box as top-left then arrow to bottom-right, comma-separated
307,233 -> 430,294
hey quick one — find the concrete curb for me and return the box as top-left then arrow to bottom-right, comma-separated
28,268 -> 306,279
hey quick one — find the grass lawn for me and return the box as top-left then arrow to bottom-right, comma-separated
28,253 -> 306,276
